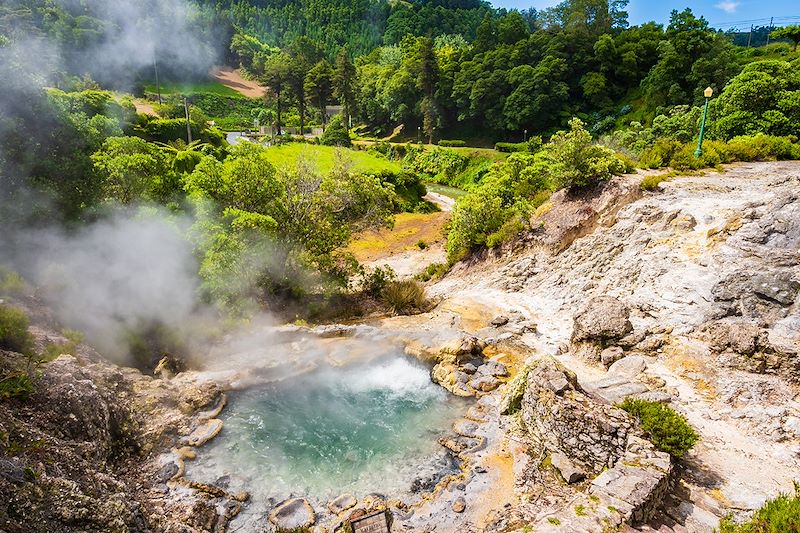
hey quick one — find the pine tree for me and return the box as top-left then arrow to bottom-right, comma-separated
333,47 -> 357,126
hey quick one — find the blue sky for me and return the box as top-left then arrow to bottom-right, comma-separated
491,1 -> 800,31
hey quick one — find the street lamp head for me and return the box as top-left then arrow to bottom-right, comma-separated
704,87 -> 713,98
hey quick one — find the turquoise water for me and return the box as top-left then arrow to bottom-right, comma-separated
188,354 -> 469,503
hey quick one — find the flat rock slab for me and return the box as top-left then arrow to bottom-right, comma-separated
186,419 -> 223,447
328,494 -> 357,515
584,376 -> 648,404
269,498 -> 316,529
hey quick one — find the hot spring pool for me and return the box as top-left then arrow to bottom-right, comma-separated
186,352 -> 470,507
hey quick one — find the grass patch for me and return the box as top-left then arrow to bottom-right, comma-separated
619,398 -> 699,459
415,262 -> 448,282
718,483 -> 800,533
381,280 -> 427,315
547,517 -> 561,525
142,80 -> 242,97
263,143 -> 402,175
348,212 -> 448,263
575,504 -> 587,516
0,305 -> 34,355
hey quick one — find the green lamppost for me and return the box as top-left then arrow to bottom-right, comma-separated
694,86 -> 714,158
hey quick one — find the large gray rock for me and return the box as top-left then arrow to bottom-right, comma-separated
608,356 -> 648,378
476,360 -> 509,377
469,374 -> 501,392
571,296 -> 633,343
269,498 -> 316,529
551,452 -> 585,484
601,346 -> 625,366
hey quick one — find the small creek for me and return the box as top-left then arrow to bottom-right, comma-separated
186,350 -> 470,517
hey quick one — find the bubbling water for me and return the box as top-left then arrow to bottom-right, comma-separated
186,351 -> 469,508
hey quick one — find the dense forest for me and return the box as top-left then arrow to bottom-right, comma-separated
1,0 -> 800,318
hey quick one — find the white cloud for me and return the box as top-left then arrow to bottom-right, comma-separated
715,1 -> 740,13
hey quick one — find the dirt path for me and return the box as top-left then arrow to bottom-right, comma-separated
133,99 -> 159,116
210,66 -> 267,98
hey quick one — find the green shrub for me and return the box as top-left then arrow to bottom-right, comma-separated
416,240 -> 428,249
361,265 -> 397,297
320,114 -> 352,147
438,139 -> 466,147
619,398 -> 699,459
543,118 -> 627,189
494,141 -> 527,153
639,138 -> 684,169
0,305 -> 34,355
381,280 -> 427,315
403,146 -> 468,184
726,134 -> 800,161
717,483 -> 800,533
415,262 -> 448,282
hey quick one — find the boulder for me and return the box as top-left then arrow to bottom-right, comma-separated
601,346 -> 625,366
269,498 -> 316,529
469,375 -> 501,392
491,316 -> 510,327
476,360 -> 509,377
608,356 -> 648,378
571,296 -> 633,344
551,452 -> 585,484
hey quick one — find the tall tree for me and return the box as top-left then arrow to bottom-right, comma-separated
333,47 -> 357,126
305,59 -> 335,125
288,37 -> 324,136
416,37 -> 439,144
259,51 -> 292,135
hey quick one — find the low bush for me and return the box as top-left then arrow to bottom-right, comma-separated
543,118 -> 627,189
415,262 -> 448,282
320,115 -> 352,147
619,398 -> 699,459
0,305 -> 34,355
717,482 -> 800,533
438,139 -> 466,147
360,265 -> 397,297
381,280 -> 427,315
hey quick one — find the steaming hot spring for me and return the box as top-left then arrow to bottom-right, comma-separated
186,338 -> 470,515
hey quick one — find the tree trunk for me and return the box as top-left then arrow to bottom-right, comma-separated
276,89 -> 282,136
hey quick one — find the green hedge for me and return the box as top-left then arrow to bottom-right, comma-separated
495,142 -> 528,152
639,134 -> 800,171
438,139 -> 466,147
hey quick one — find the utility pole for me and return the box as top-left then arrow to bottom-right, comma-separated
153,58 -> 162,104
766,17 -> 774,46
747,24 -> 753,47
184,97 -> 192,144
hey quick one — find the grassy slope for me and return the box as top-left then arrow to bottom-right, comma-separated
263,144 -> 403,174
142,80 -> 243,97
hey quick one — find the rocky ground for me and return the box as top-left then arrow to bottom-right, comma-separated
377,161 -> 800,532
1,161 -> 798,533
0,293 -> 245,533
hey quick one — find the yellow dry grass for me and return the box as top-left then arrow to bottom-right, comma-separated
348,211 -> 449,262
